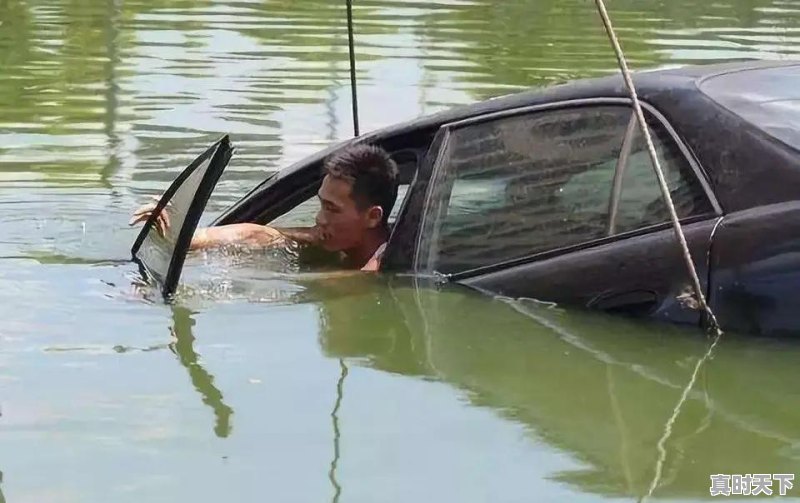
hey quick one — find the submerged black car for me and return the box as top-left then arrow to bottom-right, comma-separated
133,60 -> 800,337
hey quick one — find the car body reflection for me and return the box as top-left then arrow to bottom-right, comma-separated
303,276 -> 800,499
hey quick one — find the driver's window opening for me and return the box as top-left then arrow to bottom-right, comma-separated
269,148 -> 418,228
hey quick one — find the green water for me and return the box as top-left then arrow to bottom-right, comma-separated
1,1 -> 799,501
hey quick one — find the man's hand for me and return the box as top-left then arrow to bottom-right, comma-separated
129,195 -> 171,237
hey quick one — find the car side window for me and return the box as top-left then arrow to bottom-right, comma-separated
611,123 -> 712,234
417,105 -> 712,274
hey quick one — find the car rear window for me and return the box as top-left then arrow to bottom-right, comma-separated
699,64 -> 800,150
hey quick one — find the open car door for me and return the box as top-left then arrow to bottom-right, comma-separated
131,136 -> 233,298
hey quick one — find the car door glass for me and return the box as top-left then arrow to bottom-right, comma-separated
131,136 -> 233,297
417,105 -> 714,275
418,106 -> 629,274
612,118 -> 713,235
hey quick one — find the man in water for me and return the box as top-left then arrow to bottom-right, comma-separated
130,144 -> 399,272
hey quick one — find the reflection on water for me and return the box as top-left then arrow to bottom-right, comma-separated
0,267 -> 798,500
170,307 -> 233,438
311,278 -> 800,499
1,0 -> 800,501
328,359 -> 347,503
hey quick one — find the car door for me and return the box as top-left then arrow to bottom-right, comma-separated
407,99 -> 722,325
131,136 -> 233,298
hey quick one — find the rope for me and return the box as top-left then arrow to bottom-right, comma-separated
345,0 -> 360,137
641,331 -> 722,500
593,0 -> 721,336
328,358 -> 348,503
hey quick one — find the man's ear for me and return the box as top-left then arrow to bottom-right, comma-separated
365,205 -> 384,228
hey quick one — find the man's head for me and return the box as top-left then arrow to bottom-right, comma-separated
315,144 -> 398,253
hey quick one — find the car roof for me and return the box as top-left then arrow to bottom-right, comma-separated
360,59 -> 800,215
260,59 -> 798,175
377,59 -> 798,135
697,62 -> 800,151
215,60 -> 800,225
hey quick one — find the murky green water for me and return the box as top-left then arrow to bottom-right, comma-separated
1,1 -> 800,501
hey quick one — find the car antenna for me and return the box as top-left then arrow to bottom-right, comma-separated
592,0 -> 721,337
346,0 -> 360,137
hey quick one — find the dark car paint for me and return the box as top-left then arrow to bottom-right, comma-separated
709,201 -> 800,336
458,218 -> 720,326
643,81 -> 800,214
211,60 -> 800,336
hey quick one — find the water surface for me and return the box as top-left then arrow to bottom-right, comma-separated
1,1 -> 799,501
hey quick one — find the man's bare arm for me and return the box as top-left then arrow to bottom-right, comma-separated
130,198 -> 319,251
190,224 -> 319,251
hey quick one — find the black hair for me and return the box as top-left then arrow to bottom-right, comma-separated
323,144 -> 399,225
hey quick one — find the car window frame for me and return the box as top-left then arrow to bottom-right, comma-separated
131,135 -> 234,298
414,97 -> 722,280
383,128 -> 451,272
234,145 -> 425,227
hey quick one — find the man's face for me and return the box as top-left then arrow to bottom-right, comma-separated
315,174 -> 382,252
